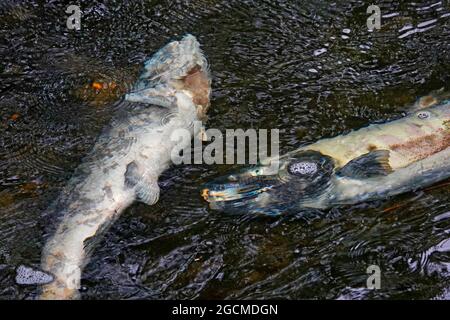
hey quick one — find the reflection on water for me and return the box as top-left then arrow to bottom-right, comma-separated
0,0 -> 449,299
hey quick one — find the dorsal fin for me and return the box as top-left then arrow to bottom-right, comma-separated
408,88 -> 450,112
125,161 -> 160,205
338,150 -> 392,179
125,86 -> 176,108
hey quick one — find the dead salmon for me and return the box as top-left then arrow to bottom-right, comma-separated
40,34 -> 211,299
202,92 -> 450,215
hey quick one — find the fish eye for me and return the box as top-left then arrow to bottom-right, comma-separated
249,168 -> 262,177
288,161 -> 318,176
417,111 -> 430,119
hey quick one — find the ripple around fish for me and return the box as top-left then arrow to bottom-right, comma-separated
0,94 -> 82,180
137,243 -> 201,295
0,0 -> 35,22
224,259 -> 320,299
1,43 -> 138,180
168,254 -> 224,299
418,237 -> 450,274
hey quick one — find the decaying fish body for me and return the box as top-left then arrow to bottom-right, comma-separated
203,94 -> 449,215
40,34 -> 211,299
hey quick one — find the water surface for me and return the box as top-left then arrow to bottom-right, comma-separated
1,0 -> 450,299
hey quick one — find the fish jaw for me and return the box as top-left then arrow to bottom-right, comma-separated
202,163 -> 283,215
126,34 -> 211,118
174,34 -> 211,118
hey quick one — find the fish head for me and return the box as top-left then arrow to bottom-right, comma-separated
130,34 -> 211,117
175,35 -> 211,117
201,150 -> 336,215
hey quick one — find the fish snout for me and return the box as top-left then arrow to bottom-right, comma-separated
200,161 -> 290,215
202,177 -> 275,203
175,35 -> 211,118
181,65 -> 211,119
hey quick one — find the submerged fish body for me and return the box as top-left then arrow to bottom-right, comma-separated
203,97 -> 450,215
40,35 -> 211,299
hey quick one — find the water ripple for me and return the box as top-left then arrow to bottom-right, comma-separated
1,0 -> 450,300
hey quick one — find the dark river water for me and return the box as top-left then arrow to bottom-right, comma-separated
1,0 -> 450,299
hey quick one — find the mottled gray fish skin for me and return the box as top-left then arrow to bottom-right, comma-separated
40,34 -> 211,299
203,94 -> 449,215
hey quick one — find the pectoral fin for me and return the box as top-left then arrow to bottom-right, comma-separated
125,161 -> 160,205
338,150 -> 392,179
125,86 -> 176,108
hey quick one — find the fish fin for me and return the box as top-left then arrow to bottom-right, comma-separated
409,88 -> 450,112
125,161 -> 160,205
135,180 -> 160,205
338,150 -> 392,179
124,161 -> 141,188
125,87 -> 176,108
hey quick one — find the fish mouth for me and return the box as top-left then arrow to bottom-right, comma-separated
202,177 -> 277,203
201,172 -> 283,215
201,171 -> 312,216
201,155 -> 283,200
125,34 -> 211,113
173,34 -> 211,114
201,161 -> 296,216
